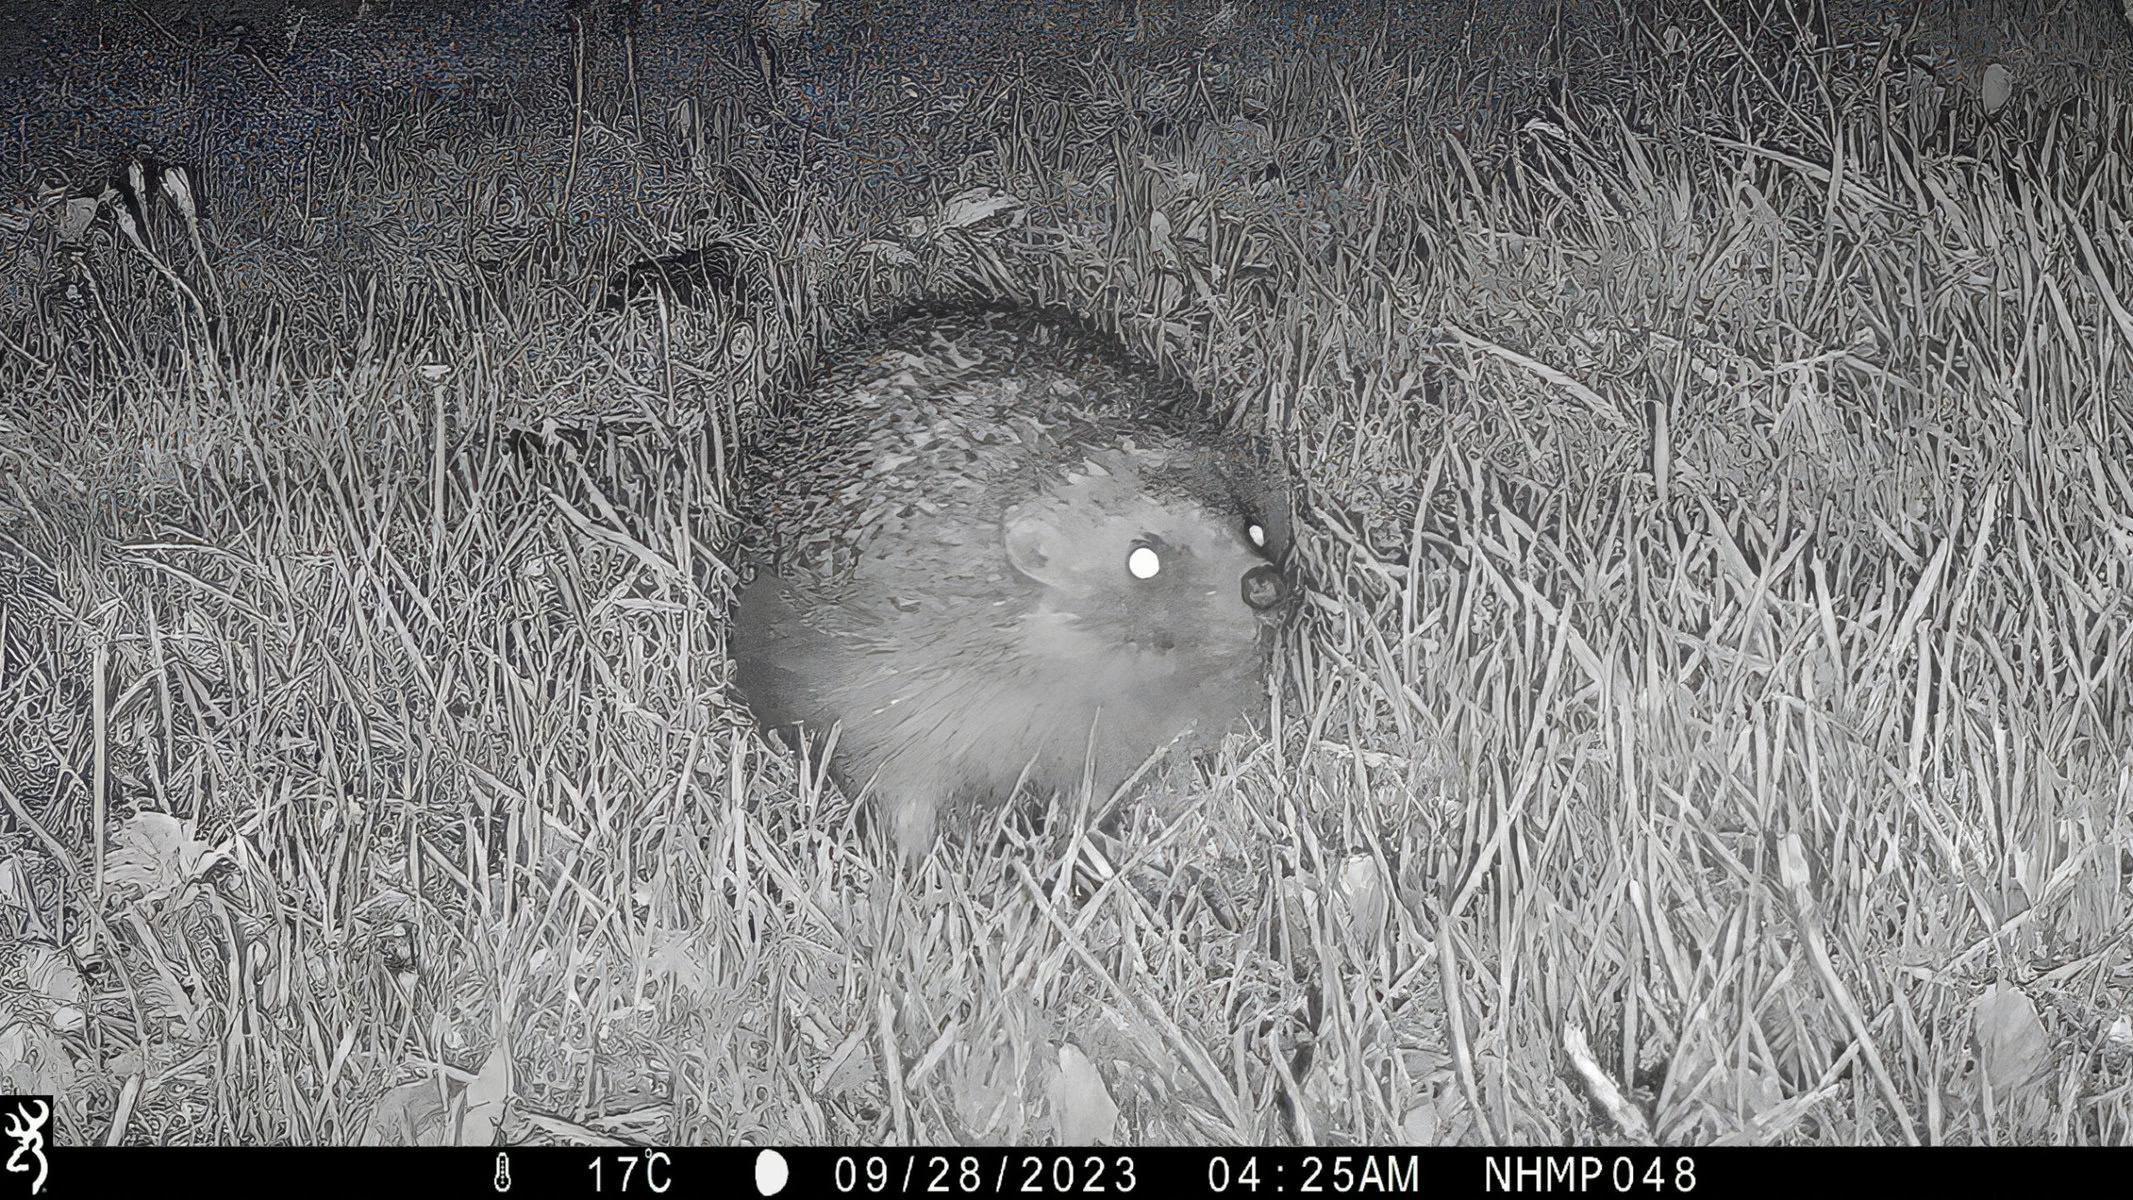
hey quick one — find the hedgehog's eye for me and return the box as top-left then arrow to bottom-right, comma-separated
1246,520 -> 1267,549
1127,543 -> 1162,580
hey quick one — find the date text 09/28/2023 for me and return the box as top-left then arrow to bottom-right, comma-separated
818,1150 -> 1703,1195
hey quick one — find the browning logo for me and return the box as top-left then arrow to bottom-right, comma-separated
0,1098 -> 49,1197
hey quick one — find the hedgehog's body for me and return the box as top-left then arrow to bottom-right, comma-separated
732,305 -> 1289,857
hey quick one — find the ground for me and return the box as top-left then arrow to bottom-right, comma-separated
0,0 -> 2129,1155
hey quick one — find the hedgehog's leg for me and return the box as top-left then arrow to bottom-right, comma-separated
867,753 -> 945,860
888,795 -> 941,860
730,578 -> 818,729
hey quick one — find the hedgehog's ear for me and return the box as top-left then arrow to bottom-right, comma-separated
1002,501 -> 1074,589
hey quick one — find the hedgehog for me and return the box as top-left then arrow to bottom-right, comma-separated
730,303 -> 1291,858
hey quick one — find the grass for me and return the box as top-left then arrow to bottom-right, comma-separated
0,0 -> 2130,1148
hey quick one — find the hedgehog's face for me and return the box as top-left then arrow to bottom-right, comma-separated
1002,471 -> 1289,664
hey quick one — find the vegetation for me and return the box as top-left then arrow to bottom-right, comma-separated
0,0 -> 2128,1147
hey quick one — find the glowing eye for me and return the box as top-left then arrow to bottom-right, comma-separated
1246,522 -> 1267,548
1127,545 -> 1162,579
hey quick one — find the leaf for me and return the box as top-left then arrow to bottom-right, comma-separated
2107,1014 -> 2133,1053
1980,64 -> 2013,117
1334,854 -> 1388,951
1399,1101 -> 1438,1145
1975,982 -> 2049,1095
0,857 -> 32,914
363,1079 -> 452,1147
459,1044 -> 512,1146
1735,1064 -> 1784,1118
937,187 -> 1023,235
0,1020 -> 78,1096
22,944 -> 82,1007
1147,210 -> 1180,269
60,194 -> 103,243
104,812 -> 228,906
645,930 -> 713,1000
1048,1043 -> 1118,1146
953,1042 -> 1021,1141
